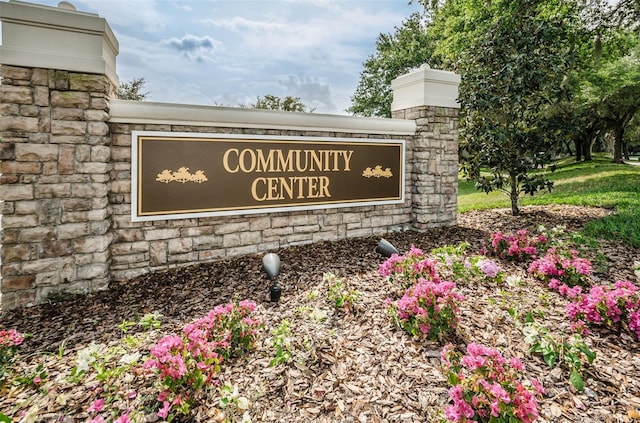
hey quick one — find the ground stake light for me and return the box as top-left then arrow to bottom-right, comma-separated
262,253 -> 282,302
375,238 -> 399,258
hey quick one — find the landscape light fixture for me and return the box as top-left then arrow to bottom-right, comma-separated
375,238 -> 399,258
262,252 -> 282,302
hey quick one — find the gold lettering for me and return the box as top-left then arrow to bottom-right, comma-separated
278,150 -> 295,172
267,177 -> 280,200
296,176 -> 307,198
256,149 -> 274,173
295,151 -> 308,172
307,176 -> 319,198
239,149 -> 256,173
222,148 -> 239,173
224,148 -> 355,174
342,150 -> 354,171
280,177 -> 294,200
251,177 -> 266,201
250,176 -> 332,201
308,150 -> 322,172
331,151 -> 340,171
319,176 -> 331,197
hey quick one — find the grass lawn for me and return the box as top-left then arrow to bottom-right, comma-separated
458,156 -> 640,247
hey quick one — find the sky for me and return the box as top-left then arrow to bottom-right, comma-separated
30,0 -> 423,114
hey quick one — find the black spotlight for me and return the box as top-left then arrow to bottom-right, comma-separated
262,253 -> 282,302
375,238 -> 399,258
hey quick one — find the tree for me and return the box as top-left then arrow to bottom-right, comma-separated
566,1 -> 640,162
251,95 -> 310,112
117,77 -> 149,101
578,34 -> 640,162
457,0 -> 579,215
348,13 -> 438,117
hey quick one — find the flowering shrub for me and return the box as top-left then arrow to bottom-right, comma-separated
387,279 -> 464,340
184,299 -> 261,360
432,243 -> 471,280
441,343 -> 544,423
482,230 -> 547,262
145,300 -> 262,419
431,243 -> 504,284
567,280 -> 640,339
0,329 -> 24,382
528,248 -> 592,298
466,256 -> 505,283
379,246 -> 440,288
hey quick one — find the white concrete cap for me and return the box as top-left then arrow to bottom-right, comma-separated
0,0 -> 119,86
391,64 -> 461,111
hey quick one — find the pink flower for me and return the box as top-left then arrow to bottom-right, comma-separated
0,329 -> 24,348
157,401 -> 171,418
509,357 -> 524,371
87,398 -> 105,413
530,378 -> 545,395
114,415 -> 130,423
441,343 -> 542,423
239,299 -> 257,312
478,259 -> 500,278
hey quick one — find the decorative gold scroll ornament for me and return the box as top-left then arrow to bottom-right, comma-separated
362,165 -> 393,178
156,167 -> 208,184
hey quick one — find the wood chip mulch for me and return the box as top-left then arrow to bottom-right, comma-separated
1,205 -> 639,422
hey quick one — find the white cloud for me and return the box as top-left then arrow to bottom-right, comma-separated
161,34 -> 222,62
278,75 -> 335,113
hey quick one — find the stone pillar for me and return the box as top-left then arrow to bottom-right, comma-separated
0,1 -> 118,309
391,64 -> 461,229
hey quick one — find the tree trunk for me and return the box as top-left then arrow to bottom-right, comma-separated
510,173 -> 520,215
575,135 -> 594,161
565,140 -> 573,156
584,137 -> 592,161
613,124 -> 624,162
575,139 -> 582,161
623,141 -> 630,160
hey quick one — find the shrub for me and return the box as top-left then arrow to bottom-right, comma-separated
379,245 -> 440,288
441,343 -> 544,423
145,300 -> 262,419
482,230 -> 547,262
528,248 -> 591,296
387,279 -> 464,340
567,280 -> 640,338
0,329 -> 24,382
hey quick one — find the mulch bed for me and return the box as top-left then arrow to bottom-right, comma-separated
1,205 -> 639,422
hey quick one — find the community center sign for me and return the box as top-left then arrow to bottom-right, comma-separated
131,132 -> 405,221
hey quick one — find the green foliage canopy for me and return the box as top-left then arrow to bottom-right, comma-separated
117,77 -> 149,101
347,13 -> 438,117
251,95 -> 310,112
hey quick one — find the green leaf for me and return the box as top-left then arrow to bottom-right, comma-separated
570,369 -> 585,391
577,343 -> 597,363
447,372 -> 460,386
525,311 -> 535,323
543,352 -> 557,368
0,413 -> 11,423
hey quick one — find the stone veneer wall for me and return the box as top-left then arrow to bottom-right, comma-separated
1,65 -> 116,309
108,123 -> 414,283
392,106 -> 459,229
2,64 -> 466,310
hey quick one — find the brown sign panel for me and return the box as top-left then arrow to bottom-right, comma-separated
132,132 -> 405,221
